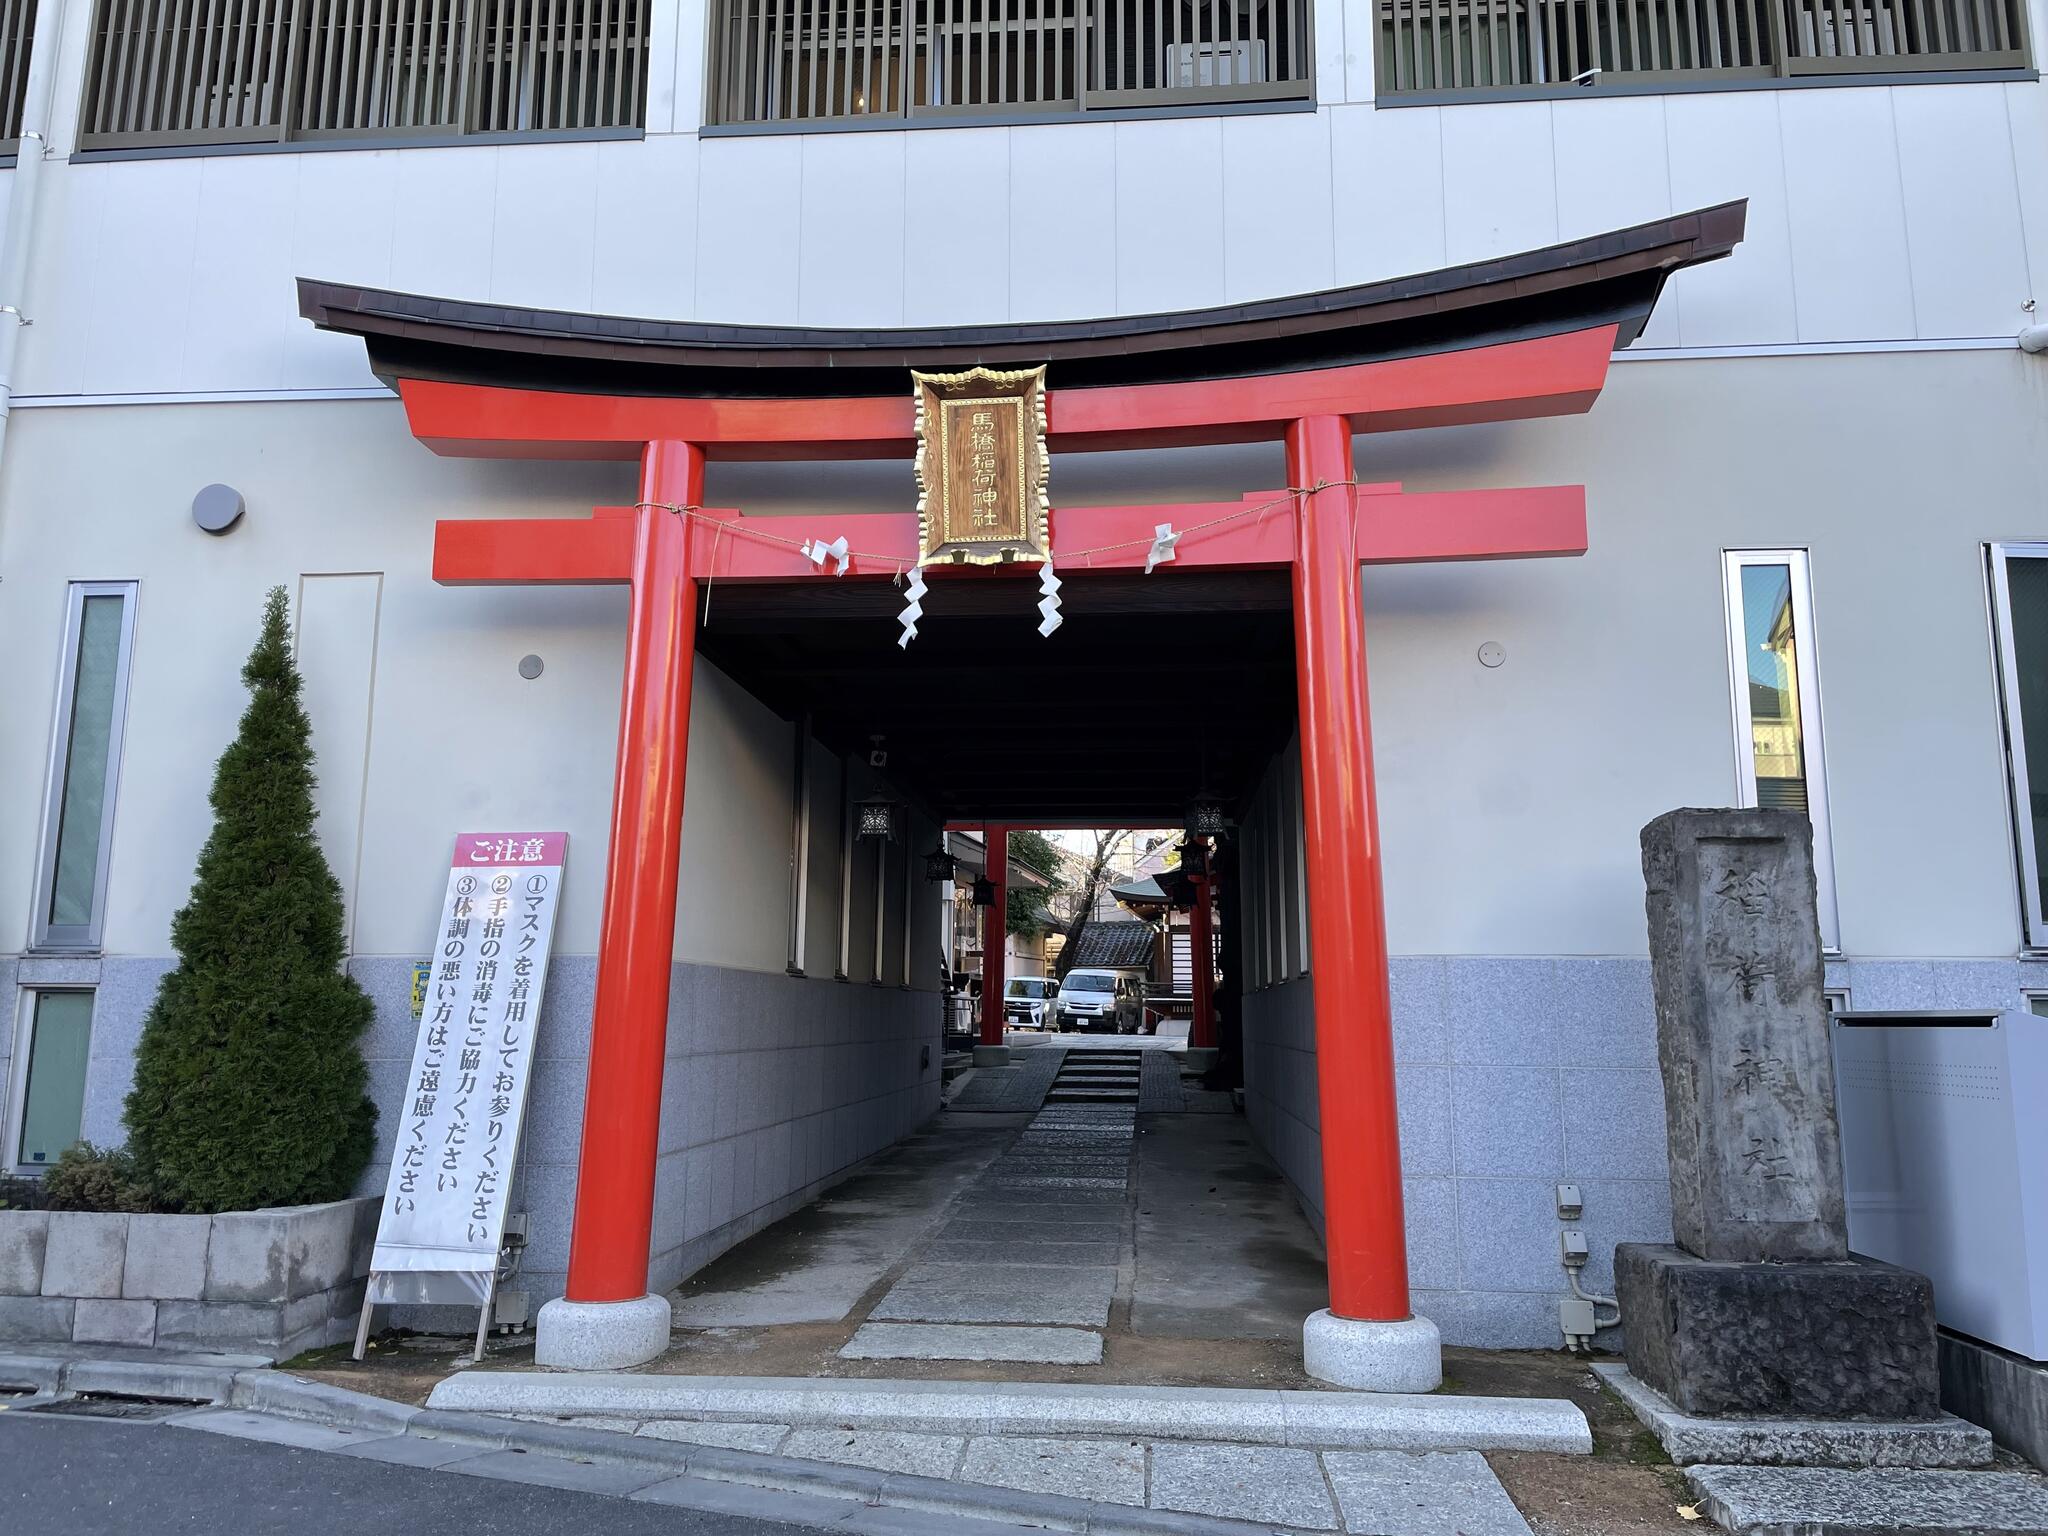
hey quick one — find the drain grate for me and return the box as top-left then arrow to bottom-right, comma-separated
26,1392 -> 206,1421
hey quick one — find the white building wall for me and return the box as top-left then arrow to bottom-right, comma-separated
4,0 -> 2048,402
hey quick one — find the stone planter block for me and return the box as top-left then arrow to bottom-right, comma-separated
122,1213 -> 208,1299
284,1200 -> 359,1300
156,1298 -> 285,1351
41,1213 -> 128,1299
0,1211 -> 48,1296
203,1210 -> 293,1302
0,1295 -> 75,1342
74,1298 -> 158,1348
24,1197 -> 375,1358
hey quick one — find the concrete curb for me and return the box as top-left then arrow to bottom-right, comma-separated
0,1350 -> 239,1403
2,1349 -> 415,1436
426,1371 -> 1595,1454
0,1352 -> 65,1393
4,1352 -> 1311,1533
407,1409 -> 1312,1535
227,1371 -> 422,1435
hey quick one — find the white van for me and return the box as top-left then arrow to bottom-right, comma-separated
1055,969 -> 1147,1034
1003,976 -> 1057,1029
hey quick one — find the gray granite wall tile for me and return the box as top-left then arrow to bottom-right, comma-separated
1389,959 -> 1448,1063
1411,1288 -> 1560,1349
1448,958 -> 1562,1067
1395,1065 -> 1452,1176
1402,1178 -> 1458,1290
1562,1068 -> 1668,1181
1554,957 -> 1656,1069
1454,1178 -> 1563,1293
77,958 -> 173,1146
1450,1065 -> 1564,1178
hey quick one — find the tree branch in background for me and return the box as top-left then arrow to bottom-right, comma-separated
1052,828 -> 1129,978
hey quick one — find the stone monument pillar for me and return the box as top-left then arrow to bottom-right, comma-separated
1616,809 -> 1939,1420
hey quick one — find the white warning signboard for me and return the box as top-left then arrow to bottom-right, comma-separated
366,832 -> 566,1312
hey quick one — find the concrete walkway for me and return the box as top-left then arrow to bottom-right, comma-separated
665,1037 -> 1323,1384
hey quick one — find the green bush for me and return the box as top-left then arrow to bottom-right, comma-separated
123,587 -> 378,1214
40,1143 -> 161,1214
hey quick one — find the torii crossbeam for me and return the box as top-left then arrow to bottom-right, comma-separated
300,197 -> 1745,1388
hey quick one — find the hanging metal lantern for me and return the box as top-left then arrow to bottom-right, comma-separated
856,797 -> 901,841
1185,798 -> 1226,838
923,843 -> 957,882
971,876 -> 997,907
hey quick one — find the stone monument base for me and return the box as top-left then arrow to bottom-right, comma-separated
1616,1244 -> 1939,1419
1592,1363 -> 1991,1469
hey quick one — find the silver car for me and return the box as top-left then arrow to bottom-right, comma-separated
1055,970 -> 1145,1033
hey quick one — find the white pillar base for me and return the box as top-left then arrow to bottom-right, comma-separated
534,1294 -> 673,1371
1303,1308 -> 1442,1392
972,1044 -> 1011,1067
1181,1047 -> 1220,1074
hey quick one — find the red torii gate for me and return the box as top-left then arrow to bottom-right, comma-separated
299,199 -> 1743,1387
425,335 -> 1596,1386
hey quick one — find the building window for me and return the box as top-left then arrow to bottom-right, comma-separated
33,583 -> 137,952
1988,544 -> 2048,949
1723,550 -> 1839,950
0,0 -> 34,153
1376,0 -> 2028,99
706,0 -> 1311,127
75,0 -> 648,155
12,990 -> 94,1170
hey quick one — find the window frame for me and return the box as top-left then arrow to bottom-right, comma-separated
1721,549 -> 1840,951
30,581 -> 138,953
1986,542 -> 2048,949
7,987 -> 95,1175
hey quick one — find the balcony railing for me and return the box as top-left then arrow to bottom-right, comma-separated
708,0 -> 1311,125
77,0 -> 648,152
0,0 -> 35,150
1377,0 -> 2027,93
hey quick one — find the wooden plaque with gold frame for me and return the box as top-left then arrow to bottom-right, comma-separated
912,366 -> 1050,566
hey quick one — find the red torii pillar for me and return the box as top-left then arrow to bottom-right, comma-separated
418,335 -> 1606,1382
1186,844 -> 1218,1063
978,824 -> 1010,1064
1289,417 -> 1434,1387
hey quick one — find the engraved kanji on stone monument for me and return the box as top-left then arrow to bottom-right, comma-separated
1641,807 -> 1848,1263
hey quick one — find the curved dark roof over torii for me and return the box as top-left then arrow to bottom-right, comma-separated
298,201 -> 1744,401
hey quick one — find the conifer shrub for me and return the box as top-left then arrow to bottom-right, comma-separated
123,587 -> 377,1213
40,1143 -> 159,1213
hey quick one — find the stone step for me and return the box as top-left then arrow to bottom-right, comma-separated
1053,1076 -> 1140,1086
1593,1364 -> 1992,1469
428,1371 -> 1596,1454
1686,1465 -> 2048,1534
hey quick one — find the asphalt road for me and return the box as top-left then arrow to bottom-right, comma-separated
0,1410 -> 835,1535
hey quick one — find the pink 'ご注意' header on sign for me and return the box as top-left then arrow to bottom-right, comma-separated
451,832 -> 568,868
